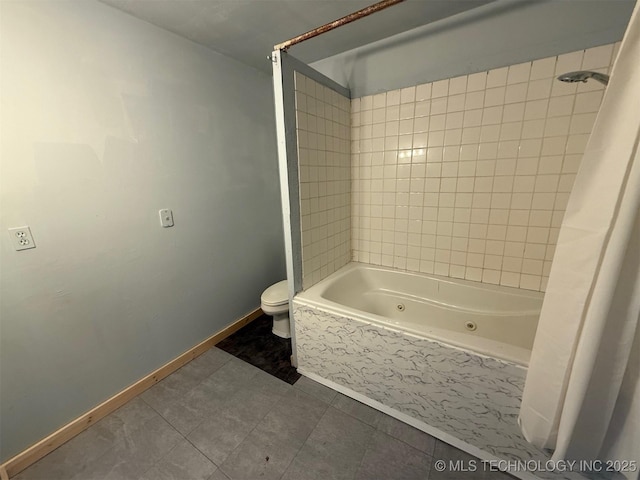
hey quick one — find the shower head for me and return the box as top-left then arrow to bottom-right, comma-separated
557,70 -> 609,86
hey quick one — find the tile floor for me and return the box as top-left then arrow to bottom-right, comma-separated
216,315 -> 300,385
15,348 -> 517,480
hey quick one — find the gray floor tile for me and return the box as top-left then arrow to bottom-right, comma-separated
156,398 -> 208,437
430,440 -> 485,480
141,381 -> 187,419
219,388 -> 328,480
13,446 -> 85,480
281,407 -> 375,480
72,446 -> 145,480
105,397 -> 159,434
160,357 -> 262,435
355,430 -> 432,480
79,397 -> 160,453
112,412 -> 183,461
15,398 -> 169,480
154,379 -> 227,436
293,375 -> 337,404
241,368 -> 292,401
193,348 -> 235,373
187,409 -> 257,466
219,433 -> 295,480
139,438 -> 217,480
255,387 -> 329,443
207,356 -> 261,385
141,349 -> 233,422
220,378 -> 289,431
195,357 -> 262,405
15,352 -> 513,480
76,413 -> 182,480
141,369 -> 202,415
377,414 -> 436,455
207,469 -> 231,480
160,348 -> 233,397
14,421 -> 118,480
332,393 -> 381,427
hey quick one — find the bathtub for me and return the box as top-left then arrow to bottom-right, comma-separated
292,262 -> 558,479
295,262 -> 543,366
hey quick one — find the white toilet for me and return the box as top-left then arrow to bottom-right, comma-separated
260,280 -> 291,338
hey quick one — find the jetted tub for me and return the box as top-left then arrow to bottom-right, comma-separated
292,263 -> 557,479
295,262 -> 543,366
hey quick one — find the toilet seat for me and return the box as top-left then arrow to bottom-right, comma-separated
261,280 -> 288,307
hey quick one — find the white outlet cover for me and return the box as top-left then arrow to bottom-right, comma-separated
159,209 -> 174,227
8,226 -> 36,251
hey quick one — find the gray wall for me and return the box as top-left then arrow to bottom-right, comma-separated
0,0 -> 285,461
311,0 -> 635,98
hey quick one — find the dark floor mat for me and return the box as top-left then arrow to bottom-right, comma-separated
217,314 -> 301,385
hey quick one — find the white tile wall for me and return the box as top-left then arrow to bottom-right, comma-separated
351,43 -> 620,291
295,73 -> 351,289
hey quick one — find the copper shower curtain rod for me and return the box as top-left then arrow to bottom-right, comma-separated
273,0 -> 406,51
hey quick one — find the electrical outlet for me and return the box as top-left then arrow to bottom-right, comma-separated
8,226 -> 36,251
159,209 -> 174,228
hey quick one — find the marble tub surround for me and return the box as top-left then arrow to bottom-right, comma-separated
293,301 -> 590,480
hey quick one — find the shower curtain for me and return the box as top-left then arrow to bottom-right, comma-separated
519,4 -> 640,479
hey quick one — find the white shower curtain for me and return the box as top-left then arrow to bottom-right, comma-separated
519,3 -> 640,479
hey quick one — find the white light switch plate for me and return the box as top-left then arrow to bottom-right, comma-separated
8,226 -> 36,251
159,209 -> 174,227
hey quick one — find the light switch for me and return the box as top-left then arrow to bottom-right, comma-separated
159,209 -> 174,228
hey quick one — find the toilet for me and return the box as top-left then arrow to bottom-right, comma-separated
260,280 -> 291,338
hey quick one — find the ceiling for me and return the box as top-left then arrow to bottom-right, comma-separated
98,0 -> 494,72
